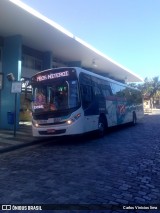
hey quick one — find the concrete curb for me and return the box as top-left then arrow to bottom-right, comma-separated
0,138 -> 46,154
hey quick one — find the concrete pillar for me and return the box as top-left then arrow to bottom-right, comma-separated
43,51 -> 52,70
0,35 -> 22,129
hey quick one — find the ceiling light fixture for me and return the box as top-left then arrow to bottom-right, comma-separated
92,59 -> 97,67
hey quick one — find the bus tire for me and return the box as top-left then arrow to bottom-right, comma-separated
97,116 -> 106,137
132,112 -> 137,126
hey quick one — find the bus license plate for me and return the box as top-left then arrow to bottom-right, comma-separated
47,129 -> 55,133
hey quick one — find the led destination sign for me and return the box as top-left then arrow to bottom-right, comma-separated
36,71 -> 69,82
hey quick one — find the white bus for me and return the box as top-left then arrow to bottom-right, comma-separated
30,67 -> 144,137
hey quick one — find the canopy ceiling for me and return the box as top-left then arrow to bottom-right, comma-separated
0,0 -> 143,82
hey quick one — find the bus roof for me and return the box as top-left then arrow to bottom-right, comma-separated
32,67 -> 141,91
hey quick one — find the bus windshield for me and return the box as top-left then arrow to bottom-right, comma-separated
32,80 -> 80,113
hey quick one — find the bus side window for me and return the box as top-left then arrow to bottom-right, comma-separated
93,85 -> 101,97
111,83 -> 125,98
81,84 -> 93,109
101,85 -> 112,98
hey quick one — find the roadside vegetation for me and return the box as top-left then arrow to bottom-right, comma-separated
129,76 -> 160,109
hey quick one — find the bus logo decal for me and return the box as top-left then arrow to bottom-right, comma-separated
117,104 -> 126,114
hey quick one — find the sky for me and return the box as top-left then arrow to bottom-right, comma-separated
21,0 -> 160,80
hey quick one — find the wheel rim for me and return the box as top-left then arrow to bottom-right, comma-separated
98,121 -> 105,136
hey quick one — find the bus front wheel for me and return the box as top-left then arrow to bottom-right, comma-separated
97,116 -> 106,137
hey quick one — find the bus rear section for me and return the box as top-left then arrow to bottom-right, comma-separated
78,70 -> 144,132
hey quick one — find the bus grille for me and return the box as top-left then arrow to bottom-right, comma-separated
39,129 -> 66,135
38,121 -> 66,126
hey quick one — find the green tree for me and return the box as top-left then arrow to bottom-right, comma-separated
128,76 -> 160,108
143,76 -> 160,97
129,76 -> 160,95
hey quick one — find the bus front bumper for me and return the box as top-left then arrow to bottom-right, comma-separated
32,122 -> 83,137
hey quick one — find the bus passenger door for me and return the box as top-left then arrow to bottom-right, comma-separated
101,84 -> 117,127
105,97 -> 117,126
81,84 -> 98,132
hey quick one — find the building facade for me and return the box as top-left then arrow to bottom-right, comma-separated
0,35 -> 54,129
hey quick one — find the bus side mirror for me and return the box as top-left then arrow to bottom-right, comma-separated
23,80 -> 33,102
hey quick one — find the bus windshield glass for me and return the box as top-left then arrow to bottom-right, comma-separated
32,80 -> 80,113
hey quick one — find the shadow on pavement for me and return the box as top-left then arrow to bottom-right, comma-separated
40,121 -> 140,148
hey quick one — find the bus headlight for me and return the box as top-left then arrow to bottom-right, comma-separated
67,113 -> 81,125
32,120 -> 39,127
67,120 -> 73,125
35,123 -> 39,127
